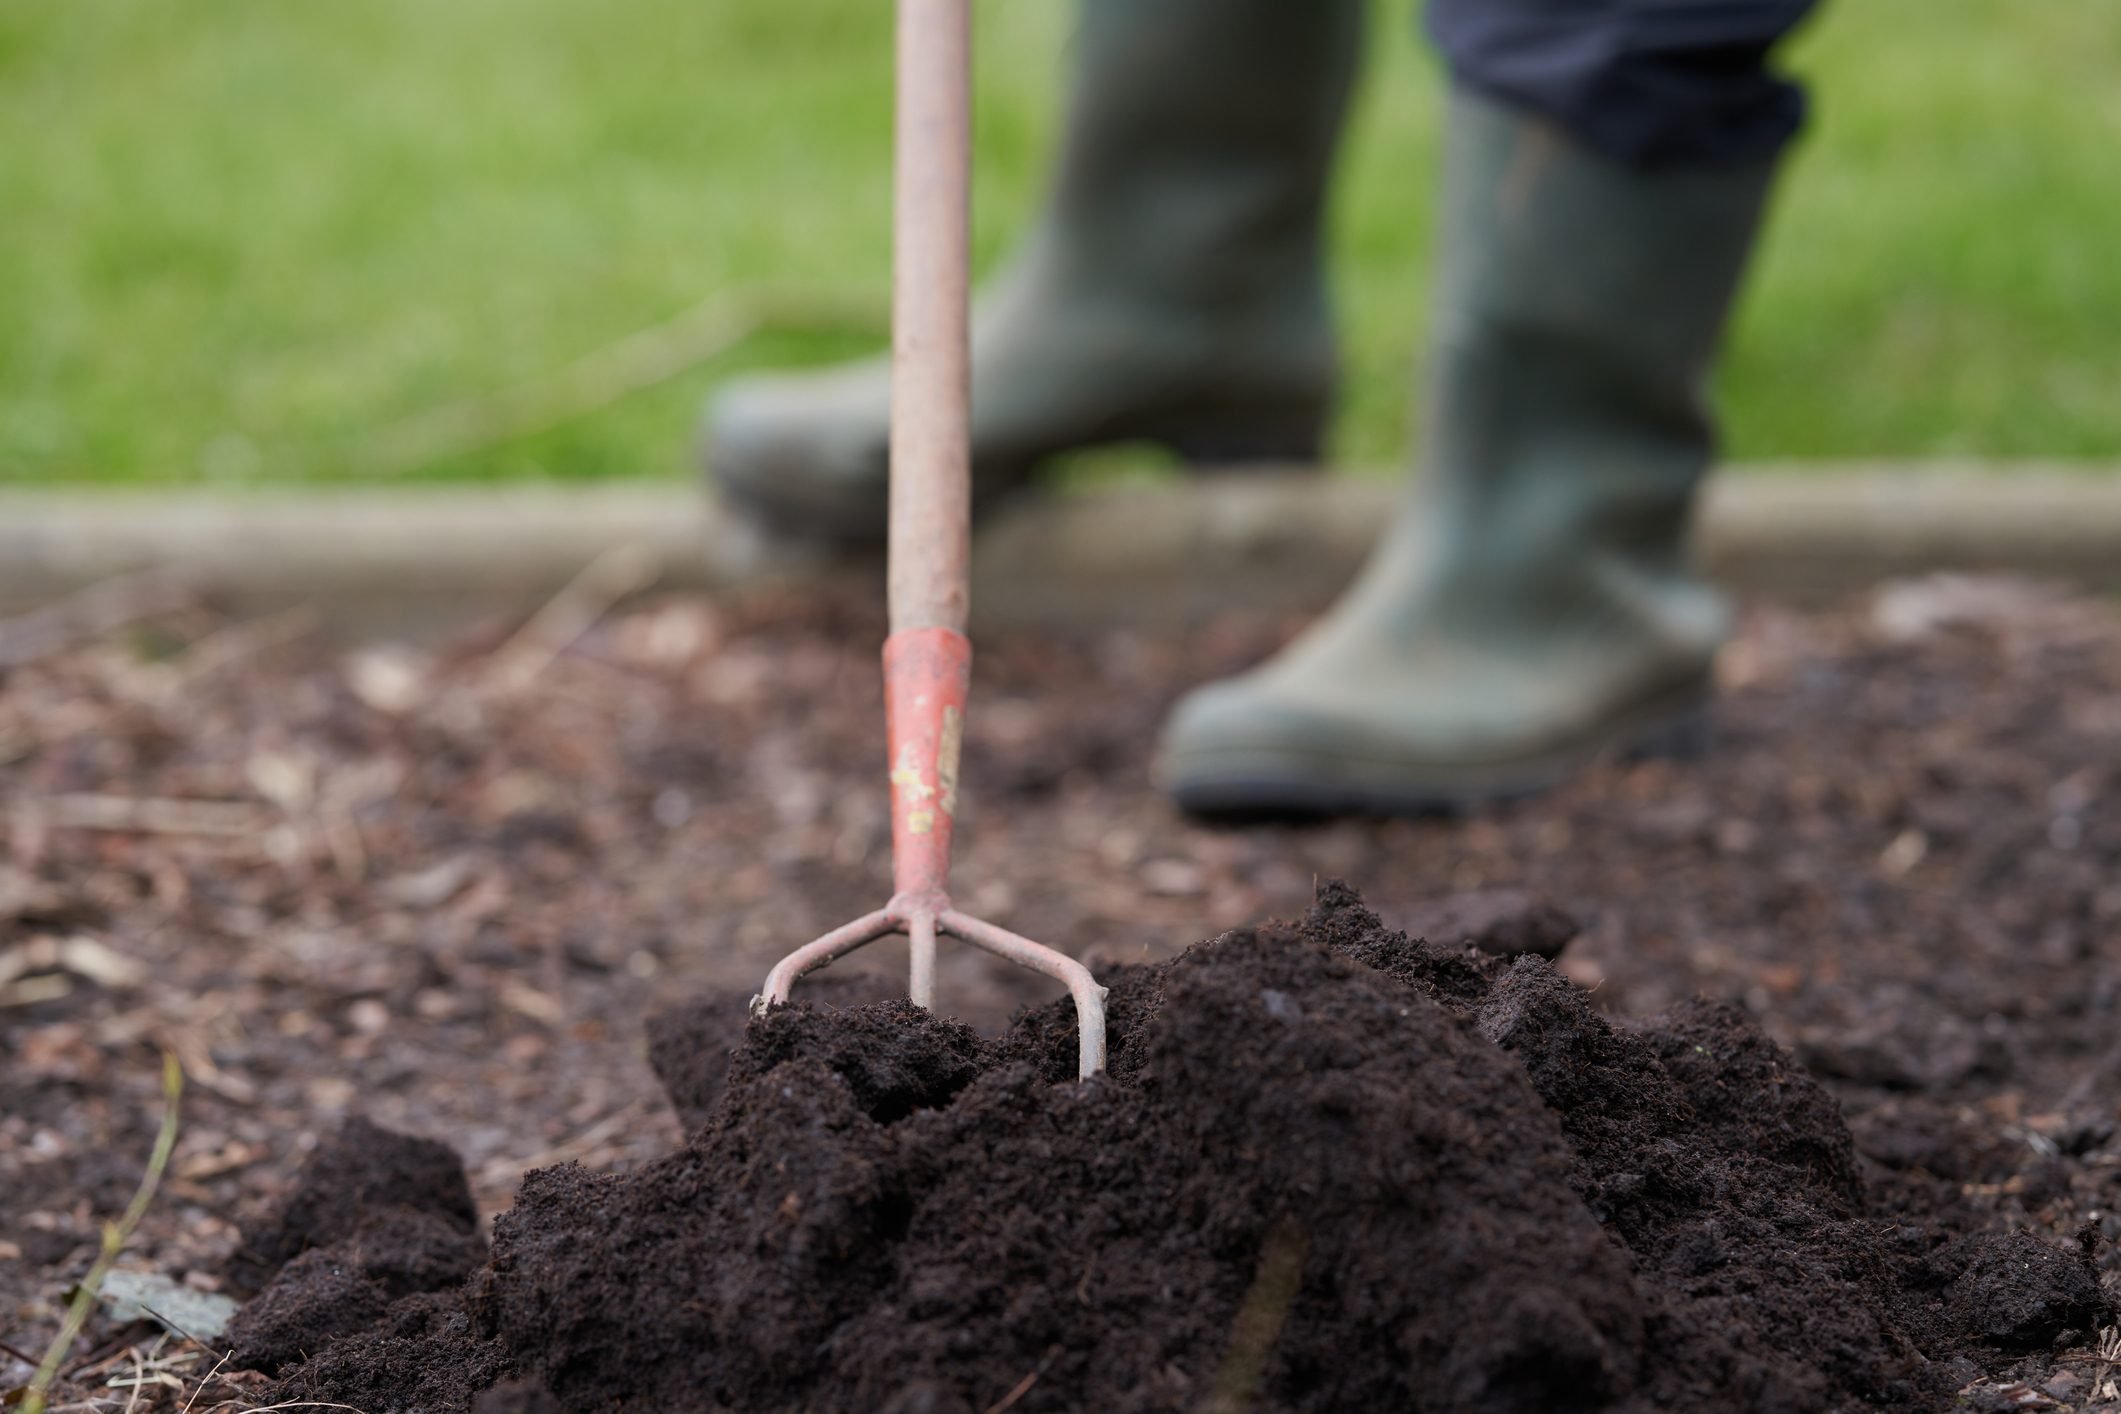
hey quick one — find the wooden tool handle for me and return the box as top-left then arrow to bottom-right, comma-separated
887,0 -> 974,635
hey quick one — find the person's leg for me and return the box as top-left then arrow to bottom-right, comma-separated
706,0 -> 1362,543
1157,0 -> 1818,816
1427,0 -> 1818,168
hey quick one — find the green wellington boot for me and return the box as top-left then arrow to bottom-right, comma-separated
705,0 -> 1360,543
1157,86 -> 1782,815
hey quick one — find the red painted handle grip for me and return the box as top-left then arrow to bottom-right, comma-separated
884,627 -> 972,902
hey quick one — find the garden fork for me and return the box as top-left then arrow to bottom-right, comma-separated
752,0 -> 1107,1079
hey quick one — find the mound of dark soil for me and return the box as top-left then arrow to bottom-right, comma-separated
249,885 -> 2110,1412
226,1116 -> 494,1385
231,1114 -> 481,1291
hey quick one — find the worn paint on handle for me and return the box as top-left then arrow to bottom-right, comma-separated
883,626 -> 972,901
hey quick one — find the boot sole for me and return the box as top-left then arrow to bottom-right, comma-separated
1161,680 -> 1715,821
709,404 -> 1329,549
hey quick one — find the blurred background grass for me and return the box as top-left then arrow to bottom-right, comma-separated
2,0 -> 2117,486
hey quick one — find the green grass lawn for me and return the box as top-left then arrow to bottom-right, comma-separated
3,0 -> 2118,486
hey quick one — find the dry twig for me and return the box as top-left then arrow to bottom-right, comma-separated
982,1354 -> 1055,1414
2093,1326 -> 2120,1403
168,608 -> 319,688
482,542 -> 661,694
472,1098 -> 654,1200
0,571 -> 195,673
43,795 -> 268,838
359,289 -> 877,476
176,1349 -> 234,1414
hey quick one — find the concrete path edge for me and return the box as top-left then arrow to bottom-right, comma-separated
2,463 -> 2116,636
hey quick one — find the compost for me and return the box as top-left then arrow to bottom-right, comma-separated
235,884 -> 2102,1412
4,575 -> 2120,1411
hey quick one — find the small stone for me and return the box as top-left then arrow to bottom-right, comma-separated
1398,889 -> 1579,959
2043,1371 -> 2081,1399
99,1269 -> 240,1342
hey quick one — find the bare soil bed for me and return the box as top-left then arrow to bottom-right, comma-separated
4,574 -> 2120,1411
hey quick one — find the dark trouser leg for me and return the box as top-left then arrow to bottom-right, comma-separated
1426,0 -> 1822,168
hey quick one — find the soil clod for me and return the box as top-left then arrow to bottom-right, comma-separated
229,1116 -> 500,1395
227,1248 -> 390,1376
1944,1231 -> 2107,1351
234,1114 -> 481,1292
474,1379 -> 564,1413
1399,888 -> 1580,960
